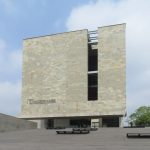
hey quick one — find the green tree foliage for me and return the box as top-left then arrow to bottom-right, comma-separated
130,106 -> 150,126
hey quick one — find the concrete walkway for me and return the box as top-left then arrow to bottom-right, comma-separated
0,128 -> 150,150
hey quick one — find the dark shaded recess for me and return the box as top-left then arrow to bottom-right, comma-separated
102,117 -> 119,127
88,45 -> 98,71
88,73 -> 98,100
70,119 -> 91,128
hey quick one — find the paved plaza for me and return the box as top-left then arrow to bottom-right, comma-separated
0,128 -> 150,150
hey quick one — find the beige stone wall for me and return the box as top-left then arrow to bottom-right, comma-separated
98,24 -> 126,115
21,29 -> 88,118
21,24 -> 126,119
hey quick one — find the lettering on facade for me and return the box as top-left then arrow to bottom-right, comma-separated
27,99 -> 56,104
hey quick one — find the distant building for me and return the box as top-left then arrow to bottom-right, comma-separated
20,23 -> 126,128
0,113 -> 37,132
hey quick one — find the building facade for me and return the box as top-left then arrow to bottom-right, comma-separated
21,23 -> 126,128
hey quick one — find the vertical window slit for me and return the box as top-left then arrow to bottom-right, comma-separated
88,44 -> 98,101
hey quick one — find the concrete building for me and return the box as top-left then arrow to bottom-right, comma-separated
20,23 -> 126,128
0,113 -> 37,132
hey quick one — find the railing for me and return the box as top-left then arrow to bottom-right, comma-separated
88,30 -> 98,43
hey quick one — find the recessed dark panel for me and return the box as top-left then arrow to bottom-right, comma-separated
88,46 -> 98,71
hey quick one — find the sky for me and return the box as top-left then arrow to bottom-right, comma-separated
0,0 -> 150,118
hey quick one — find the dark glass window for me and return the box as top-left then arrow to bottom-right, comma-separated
88,73 -> 98,100
88,47 -> 98,71
88,43 -> 98,101
88,73 -> 97,86
102,117 -> 119,127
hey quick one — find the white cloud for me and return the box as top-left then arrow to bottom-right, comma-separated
66,0 -> 150,115
0,38 -> 22,116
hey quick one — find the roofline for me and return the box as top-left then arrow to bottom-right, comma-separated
0,113 -> 16,118
23,23 -> 126,40
19,115 -> 124,120
98,23 -> 126,29
23,28 -> 88,40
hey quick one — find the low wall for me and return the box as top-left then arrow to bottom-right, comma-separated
0,113 -> 37,132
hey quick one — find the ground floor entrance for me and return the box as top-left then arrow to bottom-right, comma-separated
46,119 -> 54,129
35,116 -> 123,129
102,117 -> 119,127
70,118 -> 91,128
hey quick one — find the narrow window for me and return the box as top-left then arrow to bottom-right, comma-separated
88,73 -> 98,100
88,44 -> 98,101
88,46 -> 98,71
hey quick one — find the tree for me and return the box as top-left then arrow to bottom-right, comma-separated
129,106 -> 150,127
